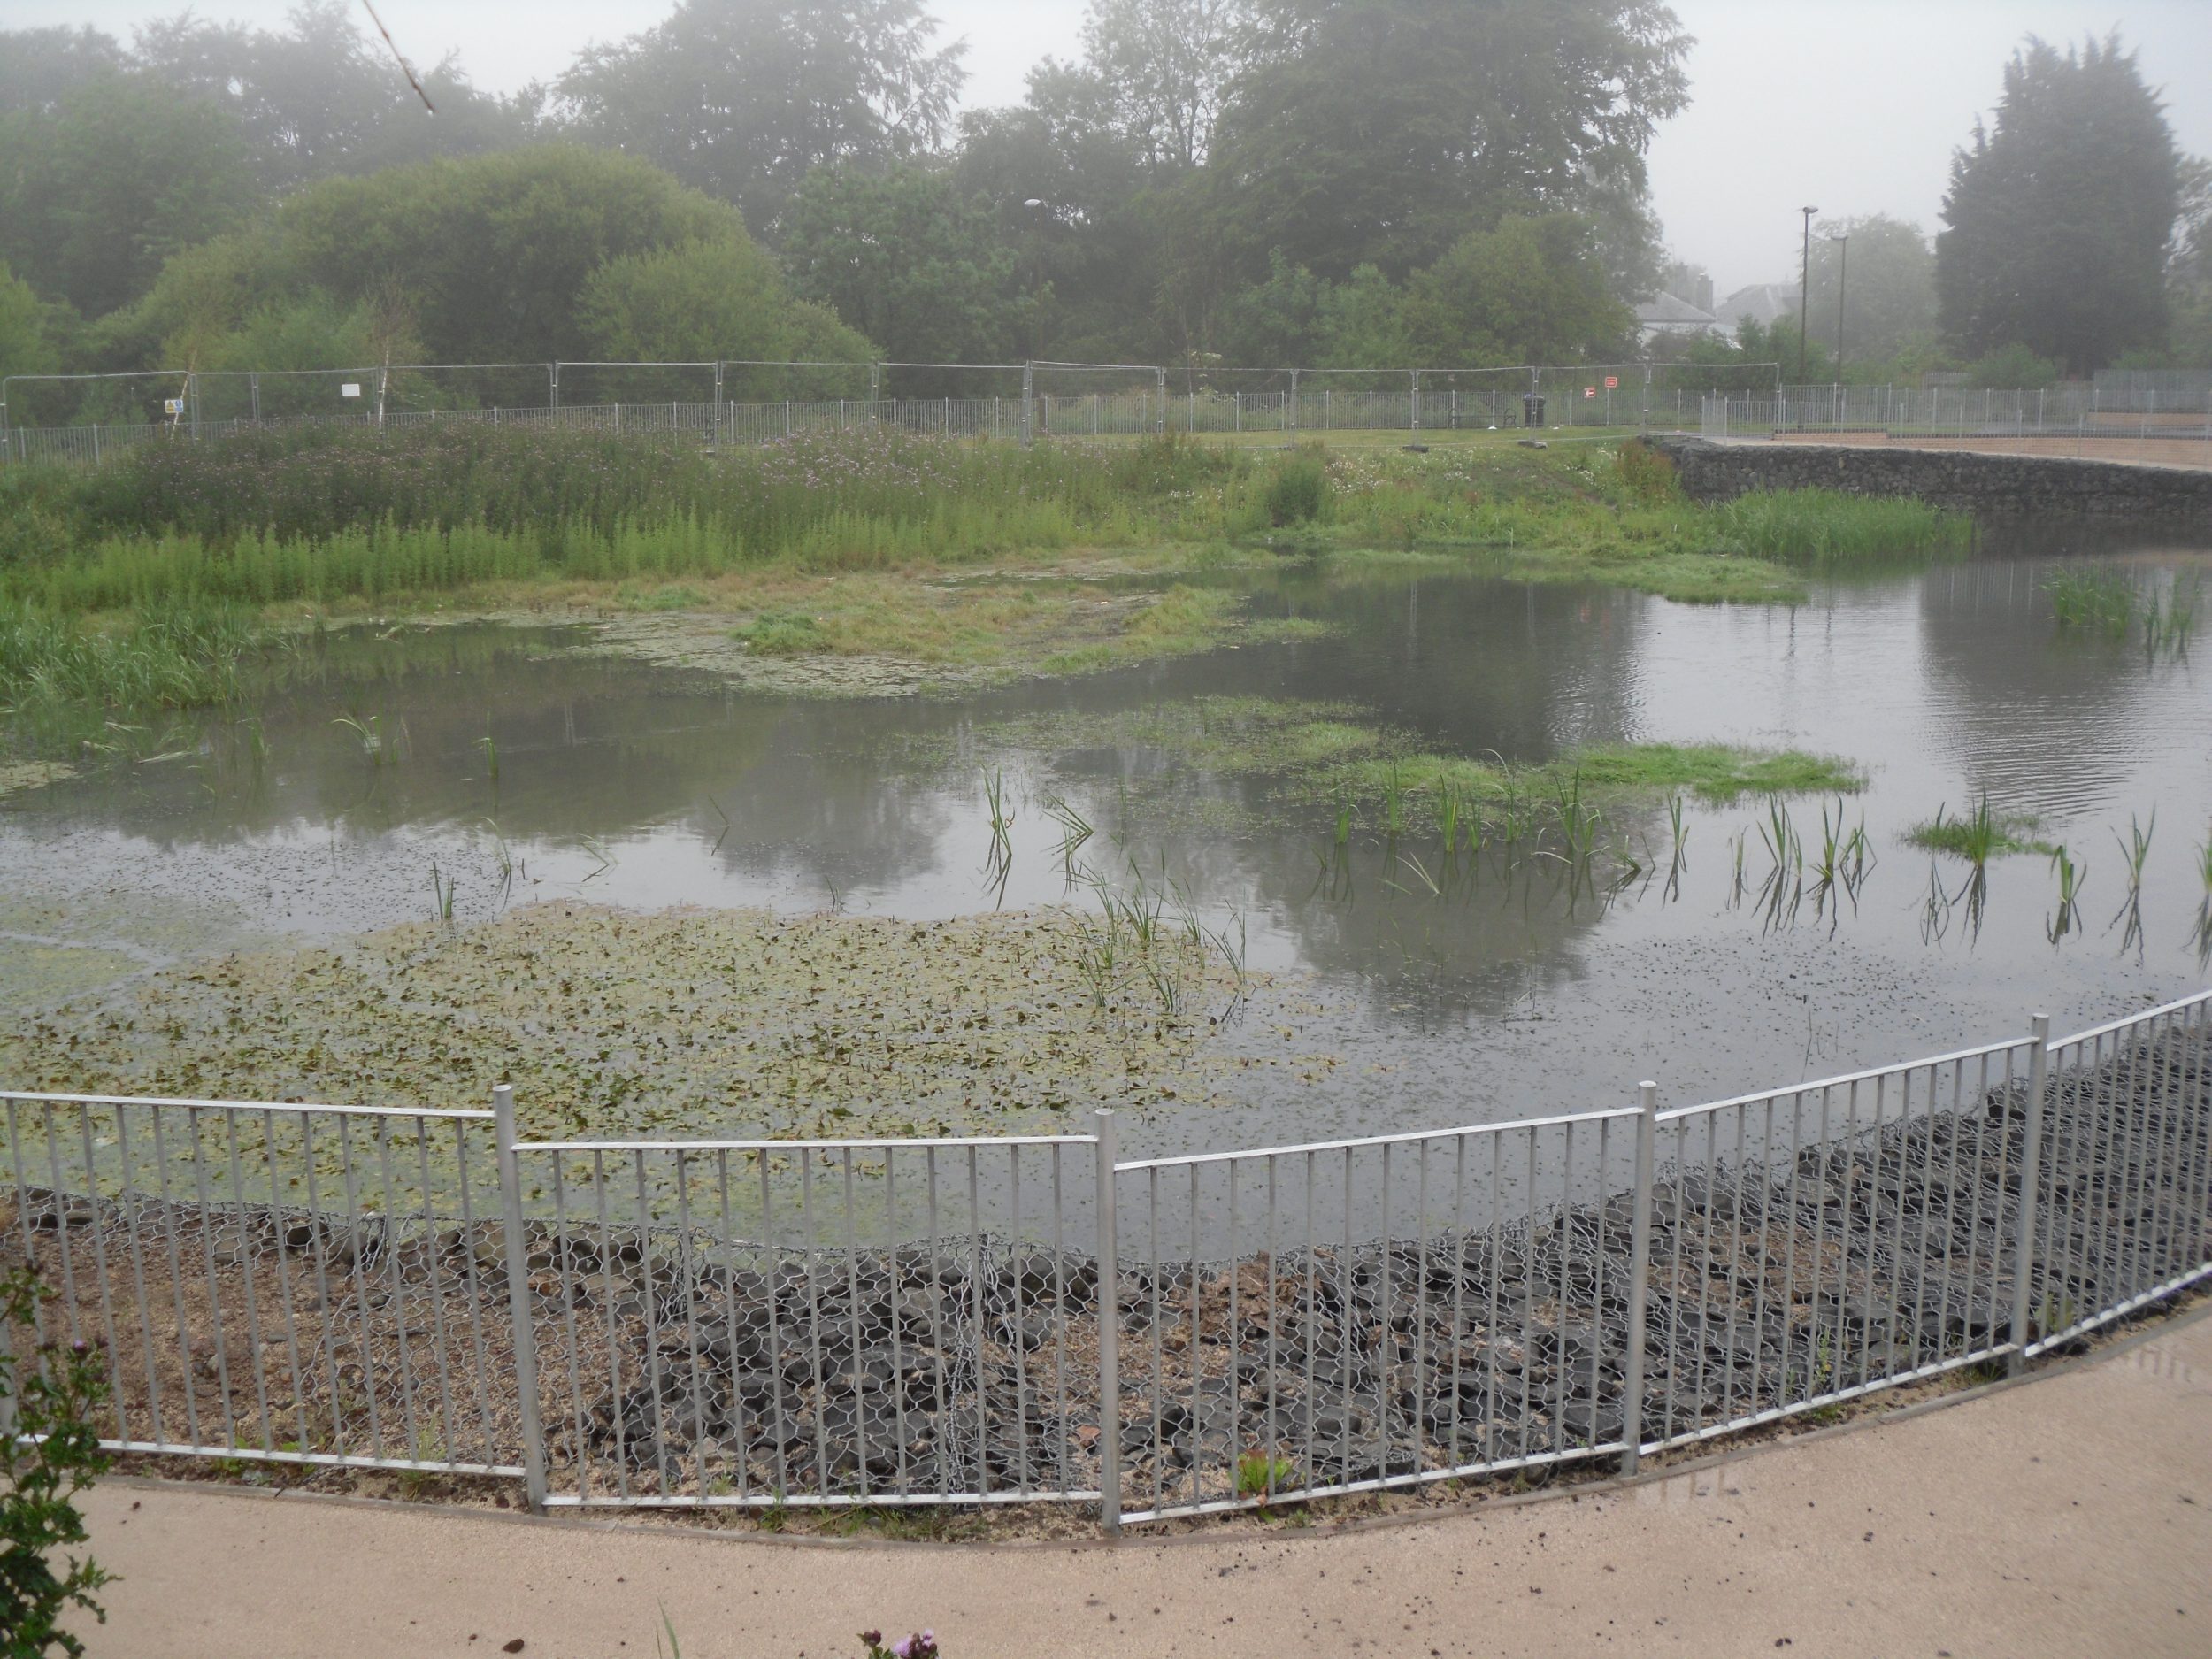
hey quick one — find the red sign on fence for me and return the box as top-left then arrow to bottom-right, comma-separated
1604,376 -> 1619,389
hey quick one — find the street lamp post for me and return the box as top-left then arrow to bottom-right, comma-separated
1829,233 -> 1849,380
1799,206 -> 1819,384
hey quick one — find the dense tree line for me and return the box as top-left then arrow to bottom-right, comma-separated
0,3 -> 2203,403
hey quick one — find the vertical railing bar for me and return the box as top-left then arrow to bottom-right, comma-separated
111,1106 -> 167,1444
148,1110 -> 208,1451
1620,1083 -> 1658,1472
2009,1018 -> 2051,1373
549,1157 -> 589,1502
922,1148 -> 947,1501
1148,1164 -> 1163,1513
1880,1069 -> 1910,1379
1519,1133 -> 1536,1462
1050,1142 -> 1067,1498
676,1149 -> 710,1500
594,1148 -> 631,1501
1094,1112 -> 1121,1534
1,1103 -> 57,1394
255,1110 -> 308,1460
1378,1141 -> 1394,1479
216,1108 -> 273,1452
1978,1048 -> 2012,1369
2120,1018 -> 2155,1303
411,1116 -> 463,1465
1553,1124 -> 1574,1455
713,1150 -> 747,1506
1008,1146 -> 1028,1501
1302,1148 -> 1317,1494
1934,1061 -> 1966,1364
2073,1033 -> 2104,1327
1264,1154 -> 1280,1501
2176,1007 -> 2211,1280
1689,1105 -> 1718,1430
1718,1110 -> 1746,1424
335,1116 -> 384,1458
1858,1075 -> 1889,1387
1485,1134 -> 1502,1463
374,1118 -> 423,1463
1826,1079 -> 1860,1402
762,1150 -> 794,1502
884,1147 -> 907,1503
2142,1012 -> 2177,1293
1415,1139 -> 1432,1472
188,1106 -> 242,1448
1775,1092 -> 1806,1418
800,1151 -> 829,1502
491,1088 -> 546,1509
1448,1133 -> 1469,1471
2103,1028 -> 2132,1308
449,1124 -> 499,1469
1186,1161 -> 1199,1511
37,1109 -> 85,1354
966,1146 -> 988,1503
1226,1160 -> 1242,1504
841,1148 -> 868,1501
1587,1116 -> 1609,1450
298,1112 -> 345,1460
1340,1145 -> 1355,1486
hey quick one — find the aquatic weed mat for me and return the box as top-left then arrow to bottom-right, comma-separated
0,902 -> 1255,1143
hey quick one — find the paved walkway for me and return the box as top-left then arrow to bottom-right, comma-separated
78,1308 -> 2212,1658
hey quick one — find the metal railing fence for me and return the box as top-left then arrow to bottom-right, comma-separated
1703,384 -> 2212,447
0,358 -> 1781,468
4,988 -> 2208,1529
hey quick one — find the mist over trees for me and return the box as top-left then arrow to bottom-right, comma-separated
1936,35 -> 2181,375
0,3 -> 2203,388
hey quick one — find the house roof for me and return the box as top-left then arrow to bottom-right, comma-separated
1635,292 -> 1720,326
1717,283 -> 1797,327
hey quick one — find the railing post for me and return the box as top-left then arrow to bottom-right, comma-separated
1618,1080 -> 1659,1475
495,1083 -> 549,1510
0,1309 -> 19,1440
2008,1015 -> 2052,1377
1094,1107 -> 1121,1535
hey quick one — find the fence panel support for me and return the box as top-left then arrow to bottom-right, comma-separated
1618,1080 -> 1659,1474
1094,1108 -> 1121,1535
2008,1015 -> 2053,1376
495,1083 -> 549,1509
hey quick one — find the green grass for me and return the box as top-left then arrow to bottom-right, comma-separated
2044,567 -> 2136,635
1906,795 -> 2050,862
2,426 -> 1972,619
0,597 -> 272,754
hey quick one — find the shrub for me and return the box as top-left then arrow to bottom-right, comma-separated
1,1264 -> 115,1658
1614,438 -> 1678,504
1261,452 -> 1332,526
736,610 -> 826,656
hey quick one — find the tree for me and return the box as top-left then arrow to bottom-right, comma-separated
278,147 -> 745,362
0,75 -> 257,320
0,25 -> 126,117
1031,0 -> 1251,174
1802,214 -> 1938,366
1208,0 -> 1690,284
555,0 -> 965,230
1936,35 -> 2180,373
1398,216 -> 1633,366
577,238 -> 873,396
2168,155 -> 2212,368
130,2 -> 528,190
780,165 -> 1023,370
0,260 -> 58,384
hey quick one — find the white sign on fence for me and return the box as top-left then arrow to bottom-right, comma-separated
341,383 -> 362,398
163,398 -> 183,415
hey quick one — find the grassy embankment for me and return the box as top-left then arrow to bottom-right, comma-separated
0,425 -> 1969,757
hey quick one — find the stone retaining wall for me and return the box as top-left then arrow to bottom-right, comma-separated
1647,434 -> 2212,517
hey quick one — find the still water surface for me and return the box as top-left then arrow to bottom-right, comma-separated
4,525 -> 2207,1161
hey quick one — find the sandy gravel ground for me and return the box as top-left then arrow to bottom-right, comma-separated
73,1302 -> 2211,1658
1755,430 -> 2212,470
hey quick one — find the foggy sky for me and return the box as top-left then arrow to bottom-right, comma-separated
18,0 -> 2212,296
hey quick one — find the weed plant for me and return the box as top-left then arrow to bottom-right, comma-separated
2044,567 -> 2136,635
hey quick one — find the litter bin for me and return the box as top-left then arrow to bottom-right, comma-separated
1521,393 -> 1547,428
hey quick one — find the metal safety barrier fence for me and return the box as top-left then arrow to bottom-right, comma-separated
4,989 -> 2207,1528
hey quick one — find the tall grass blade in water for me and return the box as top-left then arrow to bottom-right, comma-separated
2047,844 -> 2086,943
2044,567 -> 2135,637
1710,489 -> 1970,566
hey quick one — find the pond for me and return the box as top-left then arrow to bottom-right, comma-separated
2,520 -> 2206,1166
